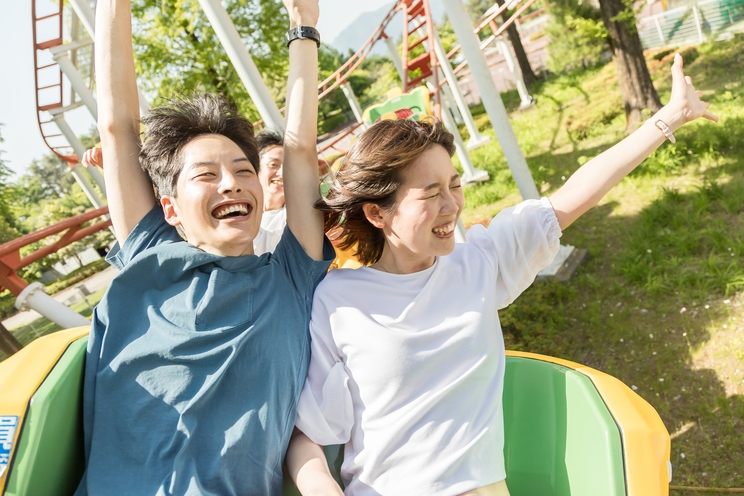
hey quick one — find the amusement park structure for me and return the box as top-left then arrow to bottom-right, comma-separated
1,0 -> 564,352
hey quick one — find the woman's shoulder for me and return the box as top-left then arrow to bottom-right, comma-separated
319,266 -> 373,288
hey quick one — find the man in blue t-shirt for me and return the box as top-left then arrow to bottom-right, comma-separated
75,1 -> 330,494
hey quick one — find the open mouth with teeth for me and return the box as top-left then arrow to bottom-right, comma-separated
432,222 -> 455,236
212,203 -> 252,220
270,178 -> 283,187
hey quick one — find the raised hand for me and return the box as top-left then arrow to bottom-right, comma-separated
282,0 -> 319,28
669,53 -> 718,124
82,147 -> 103,169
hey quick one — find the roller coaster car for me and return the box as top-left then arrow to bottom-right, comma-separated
0,328 -> 671,496
362,86 -> 432,126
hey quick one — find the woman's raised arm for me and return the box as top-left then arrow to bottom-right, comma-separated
549,54 -> 718,230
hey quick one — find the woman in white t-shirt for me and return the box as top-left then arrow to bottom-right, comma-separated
254,128 -> 288,255
285,56 -> 716,496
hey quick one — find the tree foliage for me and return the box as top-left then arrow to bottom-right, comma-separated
465,0 -> 494,20
131,0 -> 290,122
545,0 -> 609,73
0,126 -> 20,245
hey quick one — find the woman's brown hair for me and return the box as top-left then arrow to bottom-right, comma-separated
316,118 -> 455,265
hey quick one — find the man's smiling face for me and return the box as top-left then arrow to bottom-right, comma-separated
258,144 -> 284,211
161,134 -> 264,257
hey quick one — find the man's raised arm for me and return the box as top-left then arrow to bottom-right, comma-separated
95,0 -> 157,244
282,0 -> 326,261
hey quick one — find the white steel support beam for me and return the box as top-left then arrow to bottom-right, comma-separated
341,82 -> 367,128
52,114 -> 107,205
441,83 -> 465,124
71,164 -> 107,210
384,36 -> 405,81
198,0 -> 285,130
67,0 -> 95,43
431,26 -> 491,149
441,0 -> 539,200
53,52 -> 98,121
438,86 -> 489,184
15,283 -> 90,328
495,38 -> 534,108
67,0 -> 151,116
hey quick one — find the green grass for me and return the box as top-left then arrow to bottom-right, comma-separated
455,37 -> 744,491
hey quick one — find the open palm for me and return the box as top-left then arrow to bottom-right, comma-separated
669,53 -> 718,123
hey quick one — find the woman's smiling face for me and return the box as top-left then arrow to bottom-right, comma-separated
372,144 -> 464,272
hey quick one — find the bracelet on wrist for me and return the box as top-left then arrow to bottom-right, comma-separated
286,25 -> 320,48
649,118 -> 676,144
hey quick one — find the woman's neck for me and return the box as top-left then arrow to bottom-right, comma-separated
373,247 -> 435,274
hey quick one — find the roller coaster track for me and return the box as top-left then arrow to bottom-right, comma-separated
31,0 -> 77,164
313,0 -> 541,153
446,0 -> 540,79
260,0 -> 445,140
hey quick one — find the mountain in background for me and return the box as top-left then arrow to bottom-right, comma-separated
329,1 -> 447,56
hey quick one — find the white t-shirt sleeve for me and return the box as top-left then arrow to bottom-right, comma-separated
295,312 -> 355,446
467,197 -> 562,309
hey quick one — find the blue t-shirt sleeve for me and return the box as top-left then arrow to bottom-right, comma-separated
271,227 -> 335,310
105,205 -> 182,270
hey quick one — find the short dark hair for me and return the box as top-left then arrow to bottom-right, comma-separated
256,127 -> 284,156
139,93 -> 260,198
316,118 -> 455,265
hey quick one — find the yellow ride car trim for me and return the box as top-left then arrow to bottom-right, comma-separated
506,350 -> 671,496
0,327 -> 89,492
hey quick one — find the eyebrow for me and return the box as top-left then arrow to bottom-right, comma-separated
190,157 -> 250,168
422,174 -> 461,191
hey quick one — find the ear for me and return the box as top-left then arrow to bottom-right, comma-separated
160,196 -> 181,227
362,203 -> 387,229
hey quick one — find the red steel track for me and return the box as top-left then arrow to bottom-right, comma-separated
0,207 -> 112,296
31,0 -> 77,164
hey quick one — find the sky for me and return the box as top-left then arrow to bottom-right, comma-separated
0,0 -> 393,178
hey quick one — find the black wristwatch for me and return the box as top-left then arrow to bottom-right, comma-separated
285,25 -> 321,48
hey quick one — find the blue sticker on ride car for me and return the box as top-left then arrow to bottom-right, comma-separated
0,416 -> 19,478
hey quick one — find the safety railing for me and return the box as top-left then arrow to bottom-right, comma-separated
638,0 -> 744,49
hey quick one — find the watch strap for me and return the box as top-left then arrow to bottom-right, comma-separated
285,25 -> 320,48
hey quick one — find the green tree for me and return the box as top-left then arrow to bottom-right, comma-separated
545,0 -> 608,73
597,0 -> 662,127
316,44 -> 353,133
131,0 -> 290,122
465,0 -> 493,18
547,0 -> 661,127
0,126 -> 20,245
